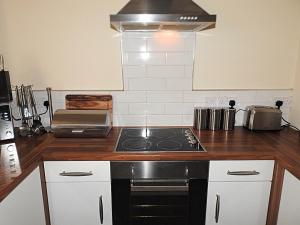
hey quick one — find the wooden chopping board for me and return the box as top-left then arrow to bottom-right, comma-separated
65,95 -> 112,110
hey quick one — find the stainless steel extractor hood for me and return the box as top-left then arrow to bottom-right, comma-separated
110,0 -> 216,32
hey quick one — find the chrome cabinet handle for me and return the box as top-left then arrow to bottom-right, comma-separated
59,171 -> 93,176
99,196 -> 104,224
215,194 -> 220,223
227,170 -> 260,176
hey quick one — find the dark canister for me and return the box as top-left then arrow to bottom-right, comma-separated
222,108 -> 236,130
208,108 -> 222,130
193,107 -> 208,130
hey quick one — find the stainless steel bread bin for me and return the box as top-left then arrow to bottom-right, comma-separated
51,109 -> 112,137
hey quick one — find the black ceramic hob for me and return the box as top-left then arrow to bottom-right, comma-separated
116,128 -> 205,152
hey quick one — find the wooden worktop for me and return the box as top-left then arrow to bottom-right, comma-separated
0,134 -> 52,201
1,127 -> 300,203
42,127 -> 277,161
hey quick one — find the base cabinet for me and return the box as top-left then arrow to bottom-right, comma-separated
205,181 -> 271,225
277,170 -> 300,225
0,167 -> 46,225
44,161 -> 112,225
205,160 -> 274,225
47,182 -> 112,225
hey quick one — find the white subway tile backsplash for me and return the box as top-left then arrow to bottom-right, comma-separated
147,91 -> 183,103
235,112 -> 245,126
166,78 -> 192,91
182,114 -> 193,126
129,103 -> 165,115
204,97 -> 218,107
123,52 -> 166,65
147,115 -> 182,126
122,38 -> 147,52
113,91 -> 147,103
165,103 -> 184,115
123,78 -> 129,90
113,115 -> 147,126
122,66 -> 146,78
147,38 -> 185,52
184,66 -> 194,77
178,32 -> 196,38
185,37 -> 196,51
17,89 -> 292,127
234,90 -> 258,102
145,53 -> 166,65
129,78 -> 166,91
183,91 -> 215,103
255,90 -> 292,105
113,103 -> 129,115
182,103 -> 197,115
146,65 -> 185,78
166,52 -> 194,65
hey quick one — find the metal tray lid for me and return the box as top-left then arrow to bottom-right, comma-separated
51,109 -> 110,128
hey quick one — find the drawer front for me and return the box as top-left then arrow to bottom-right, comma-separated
209,160 -> 274,182
44,161 -> 110,182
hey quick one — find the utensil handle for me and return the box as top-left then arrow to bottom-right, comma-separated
46,87 -> 53,124
15,86 -> 25,120
0,55 -> 4,71
28,86 -> 39,116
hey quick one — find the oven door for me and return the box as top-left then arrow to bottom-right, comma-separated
111,178 -> 207,225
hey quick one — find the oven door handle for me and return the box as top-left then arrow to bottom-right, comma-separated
131,179 -> 189,192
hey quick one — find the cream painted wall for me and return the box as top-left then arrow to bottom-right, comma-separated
291,42 -> 300,127
193,0 -> 300,90
1,0 -> 300,90
0,0 -> 124,90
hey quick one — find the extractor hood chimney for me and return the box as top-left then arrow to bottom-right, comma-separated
110,0 -> 216,32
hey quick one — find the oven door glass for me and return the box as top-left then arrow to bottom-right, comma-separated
112,179 -> 207,225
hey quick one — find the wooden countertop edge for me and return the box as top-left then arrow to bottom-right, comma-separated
0,135 -> 54,202
41,151 -> 276,161
0,158 -> 40,202
276,152 -> 300,179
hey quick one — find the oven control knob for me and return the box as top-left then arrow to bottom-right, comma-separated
189,139 -> 197,145
188,136 -> 197,144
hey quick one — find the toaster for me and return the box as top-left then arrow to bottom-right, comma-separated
243,106 -> 282,131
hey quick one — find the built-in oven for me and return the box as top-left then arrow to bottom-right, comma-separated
111,161 -> 209,225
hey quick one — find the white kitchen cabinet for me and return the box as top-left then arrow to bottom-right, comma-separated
206,160 -> 274,225
0,167 -> 46,225
44,161 -> 112,225
277,170 -> 300,225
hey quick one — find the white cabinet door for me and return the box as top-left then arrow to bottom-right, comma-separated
206,181 -> 271,225
277,170 -> 300,225
47,181 -> 112,225
0,167 -> 46,225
